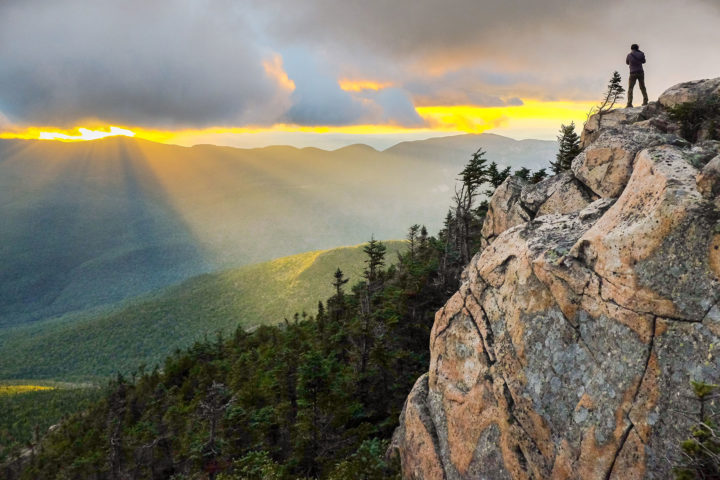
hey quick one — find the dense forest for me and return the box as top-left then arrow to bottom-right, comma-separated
7,151 -> 547,480
0,385 -> 102,464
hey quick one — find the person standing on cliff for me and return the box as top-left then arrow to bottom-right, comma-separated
626,44 -> 648,108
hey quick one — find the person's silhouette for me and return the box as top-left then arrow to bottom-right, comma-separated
626,44 -> 648,107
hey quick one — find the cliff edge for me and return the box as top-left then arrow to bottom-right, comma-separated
390,78 -> 720,479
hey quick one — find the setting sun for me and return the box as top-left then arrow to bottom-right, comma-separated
38,126 -> 136,141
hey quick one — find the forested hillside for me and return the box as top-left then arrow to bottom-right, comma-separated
0,242 -> 404,380
8,152 -> 546,479
0,134 -> 554,328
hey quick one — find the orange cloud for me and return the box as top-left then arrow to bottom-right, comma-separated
339,79 -> 394,92
263,54 -> 295,91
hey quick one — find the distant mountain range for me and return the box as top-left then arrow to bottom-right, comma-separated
0,133 -> 555,327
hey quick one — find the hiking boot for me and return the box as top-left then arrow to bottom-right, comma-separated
626,103 -> 633,108
642,100 -> 649,106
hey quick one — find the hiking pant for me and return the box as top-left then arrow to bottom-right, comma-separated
628,72 -> 648,105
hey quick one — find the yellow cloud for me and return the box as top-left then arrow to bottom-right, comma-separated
415,100 -> 596,134
0,99 -> 597,145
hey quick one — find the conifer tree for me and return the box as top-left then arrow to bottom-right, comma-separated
530,168 -> 548,184
589,71 -> 625,129
419,225 -> 428,250
331,268 -> 349,297
407,224 -> 421,261
513,167 -> 532,181
484,162 -> 512,195
455,149 -> 490,264
362,237 -> 387,284
551,122 -> 582,173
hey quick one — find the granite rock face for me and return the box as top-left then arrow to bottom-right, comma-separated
391,78 -> 720,479
658,78 -> 720,109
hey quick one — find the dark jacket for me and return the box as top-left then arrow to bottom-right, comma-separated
626,50 -> 646,74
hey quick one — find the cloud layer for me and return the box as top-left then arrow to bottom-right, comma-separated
1,0 -> 719,129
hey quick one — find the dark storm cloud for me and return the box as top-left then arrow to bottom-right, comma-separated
281,50 -> 367,126
1,0 -> 719,128
0,0 -> 284,127
256,0 -> 720,102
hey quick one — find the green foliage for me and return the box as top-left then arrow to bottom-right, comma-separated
587,71 -> 625,124
669,94 -> 720,143
14,228 -> 446,479
0,383 -> 101,463
0,242 -> 404,380
530,168 -> 549,184
327,439 -> 399,480
10,146 -> 556,479
459,148 -> 490,201
217,451 -> 283,480
450,149 -> 547,267
513,167 -> 549,184
484,162 -> 512,196
674,381 -> 720,479
551,122 -> 582,173
363,237 -> 387,283
602,71 -> 625,112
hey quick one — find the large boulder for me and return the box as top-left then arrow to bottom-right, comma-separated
697,155 -> 720,198
480,176 -> 531,244
393,77 -> 720,479
571,127 -> 686,198
520,171 -> 596,217
580,105 -> 655,148
658,78 -> 720,109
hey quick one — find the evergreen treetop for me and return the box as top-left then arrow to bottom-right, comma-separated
551,122 -> 582,173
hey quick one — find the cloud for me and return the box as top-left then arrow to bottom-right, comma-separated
281,50 -> 367,126
1,0 -> 719,130
280,49 -> 425,126
0,0 -> 284,127
256,0 -> 720,101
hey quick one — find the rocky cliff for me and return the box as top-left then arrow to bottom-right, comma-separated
390,78 -> 720,479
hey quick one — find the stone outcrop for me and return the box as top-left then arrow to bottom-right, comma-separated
658,78 -> 720,109
391,78 -> 720,479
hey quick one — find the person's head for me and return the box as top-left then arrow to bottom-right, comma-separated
631,44 -> 639,51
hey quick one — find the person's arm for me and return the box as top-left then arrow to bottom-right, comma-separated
641,52 -> 646,64
626,53 -> 631,65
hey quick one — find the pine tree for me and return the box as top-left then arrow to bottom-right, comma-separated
484,162 -> 511,195
332,268 -> 349,297
513,167 -> 531,181
599,71 -> 625,113
530,168 -> 548,184
407,224 -> 421,261
362,237 -> 387,284
455,150 -> 490,264
551,122 -> 582,173
588,71 -> 625,129
458,148 -> 489,197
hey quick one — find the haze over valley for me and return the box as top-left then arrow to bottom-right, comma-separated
0,133 -> 553,328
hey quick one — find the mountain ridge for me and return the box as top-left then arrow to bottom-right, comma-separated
0,132 -> 554,328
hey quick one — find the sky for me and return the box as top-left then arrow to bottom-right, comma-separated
1,0 -> 719,149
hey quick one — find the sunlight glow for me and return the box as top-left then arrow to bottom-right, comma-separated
0,100 -> 597,146
415,100 -> 596,135
13,126 -> 135,142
